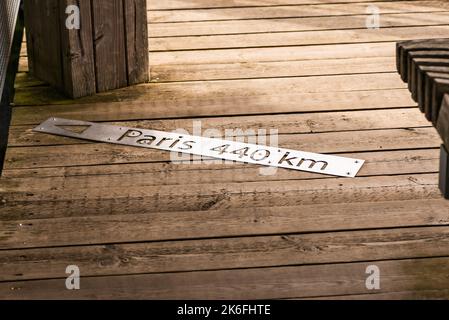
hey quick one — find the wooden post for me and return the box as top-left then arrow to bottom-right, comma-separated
439,145 -> 449,199
60,0 -> 97,98
124,0 -> 149,85
432,87 -> 449,200
24,0 -> 149,99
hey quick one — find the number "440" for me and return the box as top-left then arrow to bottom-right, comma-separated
211,144 -> 271,161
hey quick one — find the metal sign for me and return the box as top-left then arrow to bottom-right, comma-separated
34,118 -> 365,178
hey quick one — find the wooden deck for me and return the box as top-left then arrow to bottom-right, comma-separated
2,0 -> 449,299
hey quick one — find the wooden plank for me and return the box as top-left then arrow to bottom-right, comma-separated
3,226 -> 449,281
432,78 -> 449,124
124,0 -> 150,85
20,42 -> 26,57
13,73 -> 45,89
2,257 -> 449,299
3,127 -> 440,169
396,38 -> 449,81
12,72 -> 408,107
0,196 -> 448,250
19,54 -> 396,84
59,0 -> 96,98
6,108 -> 430,147
0,148 -> 439,194
439,144 -> 449,199
20,42 -> 383,80
406,51 -> 449,89
437,94 -> 449,147
422,70 -> 449,120
23,0 -> 63,90
418,66 -> 449,120
416,66 -> 449,114
17,56 -> 28,73
304,289 -> 449,300
150,26 -> 449,51
151,42 -> 397,66
19,28 -> 399,61
147,0 -> 426,11
1,146 -> 440,179
11,88 -> 416,124
151,56 -> 396,82
16,55 -> 400,84
148,1 -> 448,23
409,58 -> 449,103
0,174 -> 443,220
407,53 -> 449,99
92,0 -> 128,92
149,12 -> 449,37
398,50 -> 449,124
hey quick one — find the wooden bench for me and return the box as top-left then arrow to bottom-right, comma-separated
397,39 -> 449,199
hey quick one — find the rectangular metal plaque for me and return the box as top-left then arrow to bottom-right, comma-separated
34,118 -> 365,177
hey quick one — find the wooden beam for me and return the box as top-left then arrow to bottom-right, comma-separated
23,0 -> 64,90
3,226 -> 449,281
409,58 -> 449,103
2,256 -> 449,299
396,38 -> 449,81
24,0 -> 149,98
91,0 -> 127,93
437,94 -> 449,148
439,144 -> 449,199
124,0 -> 149,85
58,0 -> 96,98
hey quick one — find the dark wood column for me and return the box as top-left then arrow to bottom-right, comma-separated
23,0 -> 149,99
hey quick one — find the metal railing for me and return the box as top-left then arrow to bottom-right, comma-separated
0,0 -> 23,175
